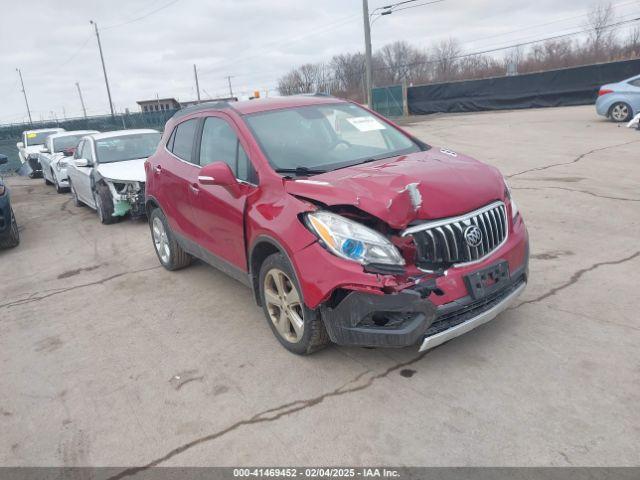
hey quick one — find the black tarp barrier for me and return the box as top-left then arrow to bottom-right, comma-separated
407,58 -> 640,115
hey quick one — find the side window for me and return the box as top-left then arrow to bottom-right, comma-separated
170,118 -> 198,162
629,79 -> 640,87
81,141 -> 94,162
75,140 -> 84,159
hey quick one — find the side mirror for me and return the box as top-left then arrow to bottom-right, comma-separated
74,158 -> 90,167
0,154 -> 8,165
40,146 -> 49,153
198,162 -> 240,194
16,142 -> 24,149
63,147 -> 75,157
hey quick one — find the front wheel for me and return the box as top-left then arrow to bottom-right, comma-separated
94,184 -> 117,225
609,102 -> 633,122
0,208 -> 20,249
259,253 -> 329,355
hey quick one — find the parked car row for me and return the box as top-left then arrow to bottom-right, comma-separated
16,127 -> 161,225
13,96 -> 530,356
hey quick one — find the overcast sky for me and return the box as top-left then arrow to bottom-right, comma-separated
1,0 -> 638,123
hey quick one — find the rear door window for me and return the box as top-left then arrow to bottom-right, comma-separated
170,119 -> 198,163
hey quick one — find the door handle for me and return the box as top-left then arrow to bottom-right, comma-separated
189,183 -> 200,194
154,165 -> 162,175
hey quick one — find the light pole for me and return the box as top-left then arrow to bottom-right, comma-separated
362,0 -> 373,107
16,68 -> 33,124
90,20 -> 115,117
226,76 -> 234,98
75,82 -> 87,118
194,64 -> 201,102
362,0 -> 442,107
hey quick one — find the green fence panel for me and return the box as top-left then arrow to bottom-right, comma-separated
0,110 -> 177,173
371,85 -> 404,118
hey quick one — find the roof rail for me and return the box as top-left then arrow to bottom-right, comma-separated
171,101 -> 232,119
298,92 -> 333,98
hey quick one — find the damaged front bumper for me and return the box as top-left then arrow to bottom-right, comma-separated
106,181 -> 146,218
320,265 -> 527,350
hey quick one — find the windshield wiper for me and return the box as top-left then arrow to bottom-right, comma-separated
274,166 -> 327,177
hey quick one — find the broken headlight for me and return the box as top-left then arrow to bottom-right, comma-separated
503,177 -> 519,221
306,211 -> 405,266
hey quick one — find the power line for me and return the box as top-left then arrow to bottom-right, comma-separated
465,0 -> 639,47
373,16 -> 640,71
101,0 -> 181,30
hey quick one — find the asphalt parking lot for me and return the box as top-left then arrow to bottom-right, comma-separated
1,105 -> 639,469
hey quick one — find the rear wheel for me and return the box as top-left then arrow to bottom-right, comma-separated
149,208 -> 191,270
44,172 -> 53,186
259,253 -> 329,355
0,208 -> 20,249
94,184 -> 117,225
609,102 -> 632,122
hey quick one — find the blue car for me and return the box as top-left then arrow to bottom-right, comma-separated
0,154 -> 20,249
595,73 -> 640,122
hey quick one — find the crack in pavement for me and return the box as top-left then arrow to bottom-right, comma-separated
512,251 -> 640,309
0,266 -> 161,310
506,140 -> 640,178
513,186 -> 640,202
105,350 -> 440,480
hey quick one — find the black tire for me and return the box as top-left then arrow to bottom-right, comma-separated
258,253 -> 330,355
94,183 -> 118,225
44,173 -> 53,186
69,180 -> 83,207
0,208 -> 20,249
609,102 -> 633,122
54,175 -> 67,194
149,208 -> 192,270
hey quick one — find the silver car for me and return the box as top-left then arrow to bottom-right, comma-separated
39,130 -> 99,193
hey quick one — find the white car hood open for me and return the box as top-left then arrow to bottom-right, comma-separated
96,158 -> 146,182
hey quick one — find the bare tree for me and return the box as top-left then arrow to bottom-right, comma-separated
432,38 -> 461,82
584,2 -> 617,59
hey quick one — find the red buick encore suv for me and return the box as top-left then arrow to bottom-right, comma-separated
145,95 -> 528,355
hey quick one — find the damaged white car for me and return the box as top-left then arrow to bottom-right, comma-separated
66,129 -> 161,224
40,130 -> 99,193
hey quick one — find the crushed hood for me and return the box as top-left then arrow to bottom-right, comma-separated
284,148 -> 505,230
97,158 -> 146,182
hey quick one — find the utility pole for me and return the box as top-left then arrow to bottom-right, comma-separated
226,76 -> 234,98
75,82 -> 87,118
16,68 -> 33,124
194,64 -> 201,102
90,20 -> 115,117
362,0 -> 373,107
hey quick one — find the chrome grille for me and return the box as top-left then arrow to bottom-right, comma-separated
402,201 -> 508,270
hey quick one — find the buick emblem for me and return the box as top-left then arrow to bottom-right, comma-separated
464,225 -> 483,248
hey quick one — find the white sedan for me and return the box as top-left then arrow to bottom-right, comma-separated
66,129 -> 161,224
40,130 -> 99,193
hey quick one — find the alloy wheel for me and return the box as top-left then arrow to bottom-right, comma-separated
152,217 -> 171,264
263,268 -> 304,343
611,103 -> 629,121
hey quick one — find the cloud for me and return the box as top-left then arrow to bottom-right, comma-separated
0,0 -> 629,122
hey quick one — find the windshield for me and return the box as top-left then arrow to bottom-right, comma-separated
25,130 -> 59,146
95,133 -> 161,163
245,103 -> 421,174
53,134 -> 89,153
